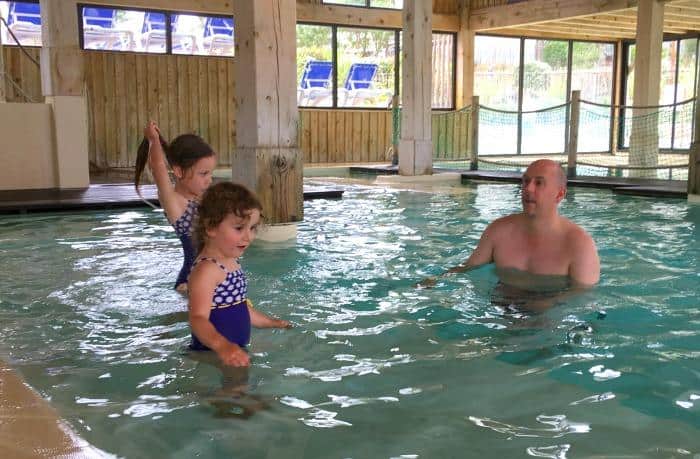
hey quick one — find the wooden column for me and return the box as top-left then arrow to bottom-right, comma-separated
567,90 -> 580,178
456,0 -> 474,108
629,0 -> 664,178
40,0 -> 89,188
0,42 -> 5,102
231,0 -> 302,226
610,40 -> 624,155
398,0 -> 432,176
689,56 -> 700,199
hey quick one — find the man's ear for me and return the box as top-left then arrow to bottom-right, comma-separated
556,186 -> 567,203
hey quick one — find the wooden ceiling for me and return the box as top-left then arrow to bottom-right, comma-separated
471,0 -> 700,42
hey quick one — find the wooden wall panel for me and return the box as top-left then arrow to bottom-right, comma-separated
471,0 -> 509,9
1,47 -> 42,103
84,52 -> 236,169
299,109 -> 393,164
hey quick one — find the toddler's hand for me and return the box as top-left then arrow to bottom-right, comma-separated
217,342 -> 250,367
275,319 -> 292,329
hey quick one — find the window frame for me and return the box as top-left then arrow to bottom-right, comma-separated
320,0 -> 403,11
475,32 -> 617,155
619,34 -> 700,152
297,21 -> 456,111
77,3 -> 235,58
0,0 -> 42,48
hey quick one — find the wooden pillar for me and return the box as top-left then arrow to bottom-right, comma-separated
398,0 -> 432,176
0,42 -> 5,102
567,90 -> 580,178
456,0 -> 474,108
470,95 -> 479,170
629,0 -> 664,178
231,0 -> 303,227
40,0 -> 89,188
689,56 -> 700,199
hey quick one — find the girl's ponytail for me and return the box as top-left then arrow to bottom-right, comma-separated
134,134 -> 168,197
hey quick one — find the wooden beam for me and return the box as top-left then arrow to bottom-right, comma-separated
295,3 -> 458,31
495,26 -> 632,41
86,0 -> 233,15
561,18 -> 689,35
470,0 -> 638,31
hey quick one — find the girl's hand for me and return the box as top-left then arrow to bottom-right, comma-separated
144,121 -> 161,143
274,319 -> 292,329
216,342 -> 250,367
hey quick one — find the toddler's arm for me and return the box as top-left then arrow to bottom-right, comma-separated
248,303 -> 291,329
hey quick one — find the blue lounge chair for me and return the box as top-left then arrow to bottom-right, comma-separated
140,11 -> 167,51
202,17 -> 234,56
82,7 -> 132,51
298,60 -> 333,106
341,63 -> 391,106
6,1 -> 42,46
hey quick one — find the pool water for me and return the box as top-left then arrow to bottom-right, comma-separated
0,181 -> 698,458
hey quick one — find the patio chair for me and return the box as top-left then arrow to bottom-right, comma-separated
341,62 -> 391,107
82,7 -> 132,51
6,1 -> 42,46
298,60 -> 333,106
140,13 -> 194,53
202,17 -> 234,56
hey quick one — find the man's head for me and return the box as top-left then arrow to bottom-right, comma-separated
520,159 -> 567,217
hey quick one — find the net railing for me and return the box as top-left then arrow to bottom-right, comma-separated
418,94 -> 695,182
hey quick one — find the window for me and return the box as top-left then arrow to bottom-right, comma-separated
622,38 -> 699,150
432,33 -> 455,109
475,34 -> 615,155
79,5 -> 234,56
337,26 -> 395,108
297,23 -> 454,109
297,24 -> 333,107
322,0 -> 403,9
0,1 -> 42,47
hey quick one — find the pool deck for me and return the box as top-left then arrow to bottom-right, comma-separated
0,182 -> 344,214
350,165 -> 689,198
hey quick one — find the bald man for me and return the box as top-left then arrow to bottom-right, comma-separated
420,159 -> 600,294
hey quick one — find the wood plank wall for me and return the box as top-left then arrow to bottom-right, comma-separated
85,52 -> 236,169
1,47 -> 42,103
1,0 -> 466,169
471,0 -> 509,9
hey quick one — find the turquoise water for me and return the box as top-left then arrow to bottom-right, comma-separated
0,181 -> 698,458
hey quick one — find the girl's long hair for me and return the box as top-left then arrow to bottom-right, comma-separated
134,132 -> 215,199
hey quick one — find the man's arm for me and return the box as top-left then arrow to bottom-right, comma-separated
416,223 -> 497,288
569,230 -> 600,287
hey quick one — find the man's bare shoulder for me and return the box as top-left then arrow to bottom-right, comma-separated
487,213 -> 522,231
562,218 -> 597,252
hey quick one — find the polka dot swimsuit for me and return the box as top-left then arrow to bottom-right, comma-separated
171,200 -> 198,288
189,257 -> 252,350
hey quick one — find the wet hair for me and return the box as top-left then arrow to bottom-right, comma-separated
134,132 -> 215,195
194,182 -> 263,250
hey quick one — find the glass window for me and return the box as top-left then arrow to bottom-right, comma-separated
0,1 -> 42,47
474,35 -> 520,155
623,38 -> 699,150
432,33 -> 454,109
674,38 -> 698,149
81,7 -> 142,52
337,27 -> 395,108
297,24 -> 333,107
572,42 -> 614,152
521,39 -> 568,154
322,0 -> 403,8
175,14 -> 234,56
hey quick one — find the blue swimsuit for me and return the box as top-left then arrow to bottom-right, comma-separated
189,257 -> 252,350
172,200 -> 198,288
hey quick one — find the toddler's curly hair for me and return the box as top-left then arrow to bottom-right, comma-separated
194,182 -> 263,250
